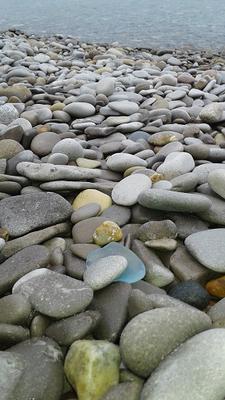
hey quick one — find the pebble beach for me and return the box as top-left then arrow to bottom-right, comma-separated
2,29 -> 225,399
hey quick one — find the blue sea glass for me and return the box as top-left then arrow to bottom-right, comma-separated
86,242 -> 146,283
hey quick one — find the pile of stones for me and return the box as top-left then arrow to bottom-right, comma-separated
1,29 -> 225,399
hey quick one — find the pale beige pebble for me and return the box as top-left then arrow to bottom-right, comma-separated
72,189 -> 112,212
145,238 -> 178,251
76,158 -> 101,169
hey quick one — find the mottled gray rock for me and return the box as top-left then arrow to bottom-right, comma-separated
0,351 -> 25,399
199,102 -> 224,123
185,229 -> 225,272
0,104 -> 19,125
136,220 -> 177,241
141,329 -> 225,400
13,268 -> 93,318
16,161 -> 101,181
120,307 -> 211,378
0,192 -> 72,237
8,337 -> 64,400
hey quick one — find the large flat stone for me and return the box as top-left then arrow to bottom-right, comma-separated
141,329 -> 225,400
0,192 -> 72,237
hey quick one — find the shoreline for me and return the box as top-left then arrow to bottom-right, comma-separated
1,28 -> 225,56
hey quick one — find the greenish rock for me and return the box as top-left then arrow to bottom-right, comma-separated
30,314 -> 51,338
141,329 -> 225,400
64,340 -> 120,400
45,311 -> 101,346
0,294 -> 31,325
120,307 -> 211,378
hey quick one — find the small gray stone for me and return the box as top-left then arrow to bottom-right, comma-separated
64,102 -> 95,117
112,174 -> 152,206
136,220 -> 177,241
101,205 -> 131,226
31,132 -> 60,156
106,153 -> 147,172
185,229 -> 225,272
0,104 -> 19,125
52,138 -> 84,160
89,282 -> 131,342
71,203 -> 101,224
0,323 -> 30,348
84,255 -> 128,290
157,152 -> 195,180
199,102 -> 223,123
45,311 -> 100,346
0,294 -> 31,325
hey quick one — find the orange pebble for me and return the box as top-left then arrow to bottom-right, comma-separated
206,276 -> 225,298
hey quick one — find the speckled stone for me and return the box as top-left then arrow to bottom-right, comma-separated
141,329 -> 225,400
93,221 -> 123,246
13,268 -> 93,319
120,307 -> 211,378
185,229 -> 225,273
138,189 -> 211,213
84,255 -> 127,290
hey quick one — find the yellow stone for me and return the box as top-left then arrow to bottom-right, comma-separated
150,173 -> 164,183
215,133 -> 225,145
64,340 -> 120,400
72,189 -> 112,213
123,166 -> 146,177
96,67 -> 112,74
50,102 -> 65,111
76,158 -> 101,169
93,220 -> 123,246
